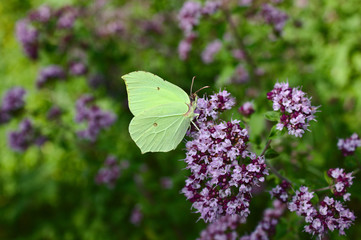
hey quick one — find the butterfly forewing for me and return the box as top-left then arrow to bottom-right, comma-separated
129,102 -> 191,153
122,71 -> 190,116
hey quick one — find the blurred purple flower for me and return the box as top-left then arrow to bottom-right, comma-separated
87,74 -> 105,89
29,5 -> 52,23
202,1 -> 221,15
238,101 -> 254,117
267,82 -> 318,137
178,32 -> 197,60
231,64 -> 249,84
56,6 -> 79,29
178,1 -> 202,35
198,215 -> 243,240
130,205 -> 143,226
69,61 -> 87,76
0,111 -> 11,124
15,19 -> 39,60
95,155 -> 121,188
160,177 -> 173,189
261,4 -> 288,34
240,200 -> 286,240
337,133 -> 361,156
47,106 -> 62,121
8,118 -> 45,152
239,0 -> 253,7
201,39 -> 222,64
75,95 -> 116,141
1,87 -> 26,113
232,49 -> 245,60
36,65 -> 66,88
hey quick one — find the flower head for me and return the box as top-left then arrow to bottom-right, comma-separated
95,155 -> 123,188
337,133 -> 361,156
15,19 -> 39,60
261,4 -> 288,34
267,82 -> 318,137
201,39 -> 222,64
36,65 -> 66,88
75,95 -> 116,141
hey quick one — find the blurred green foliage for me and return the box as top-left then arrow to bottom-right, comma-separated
1,0 -> 361,239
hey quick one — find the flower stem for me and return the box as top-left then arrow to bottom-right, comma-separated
261,139 -> 293,184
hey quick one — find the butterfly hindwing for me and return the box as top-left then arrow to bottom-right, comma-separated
129,102 -> 191,153
122,71 -> 190,116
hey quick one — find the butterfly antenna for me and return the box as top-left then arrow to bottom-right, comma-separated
190,76 -> 196,96
194,86 -> 210,96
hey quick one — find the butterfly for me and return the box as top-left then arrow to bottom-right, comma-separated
122,71 -> 207,154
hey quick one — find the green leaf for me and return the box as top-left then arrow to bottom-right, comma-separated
324,171 -> 333,185
265,148 -> 279,159
268,125 -> 285,140
264,111 -> 280,122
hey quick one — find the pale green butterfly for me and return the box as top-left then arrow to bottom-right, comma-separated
122,71 -> 207,154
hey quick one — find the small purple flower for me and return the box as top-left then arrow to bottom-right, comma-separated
288,186 -> 355,238
95,155 -> 121,188
201,1 -> 221,15
130,205 -> 143,226
29,5 -> 52,23
8,118 -> 45,152
47,106 -> 62,121
238,102 -> 254,117
232,49 -> 245,60
231,64 -> 249,84
1,87 -> 26,113
327,168 -> 354,200
87,74 -> 105,89
267,82 -> 318,137
269,180 -> 291,203
337,133 -> 361,156
15,19 -> 39,60
261,4 -> 288,34
56,6 -> 79,29
69,61 -> 87,76
198,215 -> 243,240
36,65 -> 66,88
0,111 -> 11,124
178,1 -> 202,35
240,200 -> 286,240
75,95 -> 116,142
178,32 -> 197,60
201,39 -> 222,64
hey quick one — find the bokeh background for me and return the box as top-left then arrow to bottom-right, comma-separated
1,0 -> 361,239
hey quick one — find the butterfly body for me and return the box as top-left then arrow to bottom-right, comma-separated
122,71 -> 196,153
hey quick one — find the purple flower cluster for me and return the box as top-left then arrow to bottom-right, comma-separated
75,95 -> 116,141
261,4 -> 289,34
8,119 -> 46,152
240,200 -> 286,240
288,186 -> 355,237
15,19 -> 39,60
182,91 -> 268,223
69,61 -> 88,76
198,214 -> 243,240
337,133 -> 361,156
327,168 -> 354,201
194,90 -> 236,126
269,180 -> 291,203
178,1 -> 202,35
238,102 -> 254,117
267,82 -> 318,137
47,106 -> 63,121
201,39 -> 222,64
29,5 -> 52,23
56,6 -> 79,29
36,65 -> 66,88
178,1 -> 221,60
95,155 -> 127,188
0,87 -> 26,124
